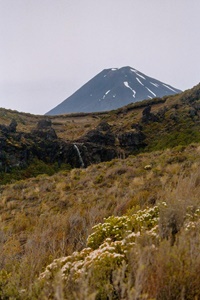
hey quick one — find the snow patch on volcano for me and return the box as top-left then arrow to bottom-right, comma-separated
124,82 -> 136,98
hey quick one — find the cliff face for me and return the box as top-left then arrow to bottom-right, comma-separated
0,118 -> 144,180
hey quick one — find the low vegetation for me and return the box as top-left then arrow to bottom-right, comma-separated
0,143 -> 200,299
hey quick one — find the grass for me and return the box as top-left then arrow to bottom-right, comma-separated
0,143 -> 200,298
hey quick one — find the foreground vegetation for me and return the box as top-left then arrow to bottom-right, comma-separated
0,143 -> 200,299
39,203 -> 200,300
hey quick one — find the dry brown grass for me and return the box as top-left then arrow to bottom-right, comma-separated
0,143 -> 200,298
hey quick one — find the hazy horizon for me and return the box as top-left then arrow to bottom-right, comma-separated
0,0 -> 200,115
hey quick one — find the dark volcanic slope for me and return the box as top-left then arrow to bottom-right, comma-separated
46,66 -> 182,115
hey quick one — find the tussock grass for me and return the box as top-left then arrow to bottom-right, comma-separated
0,143 -> 200,298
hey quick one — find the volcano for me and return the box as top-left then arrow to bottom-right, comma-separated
46,66 -> 181,115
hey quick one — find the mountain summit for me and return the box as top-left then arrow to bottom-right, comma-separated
46,66 -> 181,115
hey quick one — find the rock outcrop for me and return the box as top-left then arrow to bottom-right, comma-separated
141,105 -> 159,123
78,122 -> 115,146
0,120 -> 120,172
118,130 -> 146,150
31,119 -> 57,140
0,119 -> 18,135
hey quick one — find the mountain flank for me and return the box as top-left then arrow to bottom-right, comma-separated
46,66 -> 181,115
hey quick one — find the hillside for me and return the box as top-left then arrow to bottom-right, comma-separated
0,143 -> 200,299
46,66 -> 181,115
0,83 -> 200,185
0,83 -> 200,299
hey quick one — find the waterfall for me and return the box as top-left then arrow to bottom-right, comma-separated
73,144 -> 85,168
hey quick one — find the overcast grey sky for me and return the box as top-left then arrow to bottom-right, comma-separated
0,0 -> 199,115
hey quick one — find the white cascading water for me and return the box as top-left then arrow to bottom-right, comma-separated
73,144 -> 85,168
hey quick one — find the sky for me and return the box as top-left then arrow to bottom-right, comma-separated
0,0 -> 200,115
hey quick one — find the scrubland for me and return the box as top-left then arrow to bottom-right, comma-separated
0,143 -> 200,299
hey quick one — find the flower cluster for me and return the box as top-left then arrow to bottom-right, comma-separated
131,206 -> 159,231
40,206 -> 160,288
87,215 -> 132,249
184,207 -> 200,231
87,206 -> 159,249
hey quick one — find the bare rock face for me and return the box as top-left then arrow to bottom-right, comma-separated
96,121 -> 111,132
141,105 -> 159,123
0,114 -> 147,175
8,119 -> 17,133
0,119 -> 18,134
0,118 -> 120,173
77,121 -> 115,146
70,142 -> 118,167
74,121 -> 118,167
32,119 -> 57,140
118,131 -> 146,149
37,119 -> 52,129
80,130 -> 115,146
